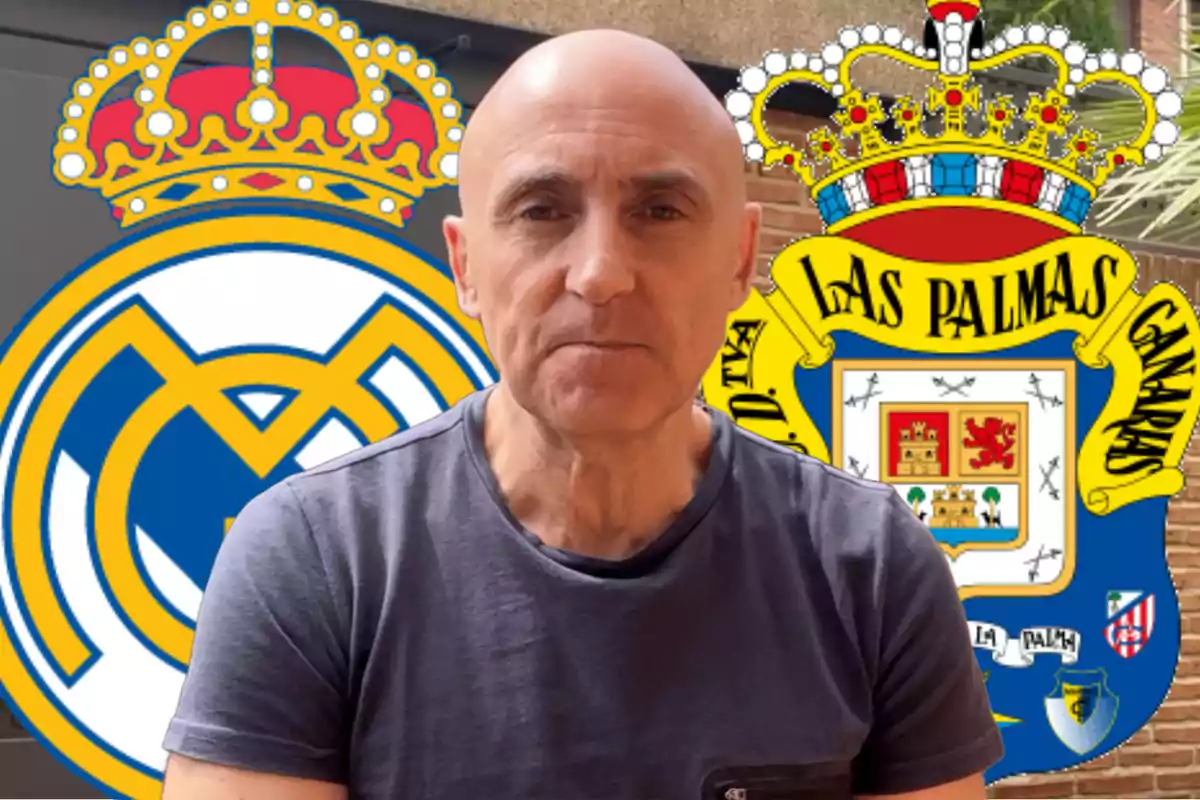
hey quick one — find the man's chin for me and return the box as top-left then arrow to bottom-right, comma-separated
540,387 -> 669,437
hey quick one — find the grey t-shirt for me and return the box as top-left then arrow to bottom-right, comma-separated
164,388 -> 1002,799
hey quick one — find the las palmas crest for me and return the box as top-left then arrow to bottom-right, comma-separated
705,0 -> 1200,783
0,1 -> 494,797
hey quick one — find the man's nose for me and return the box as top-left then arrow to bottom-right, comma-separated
563,211 -> 636,305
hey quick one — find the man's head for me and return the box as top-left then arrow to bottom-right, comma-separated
444,29 -> 761,438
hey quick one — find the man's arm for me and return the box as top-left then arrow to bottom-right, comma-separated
857,772 -> 986,800
161,480 -> 352,797
849,491 -> 1002,799
163,755 -> 348,800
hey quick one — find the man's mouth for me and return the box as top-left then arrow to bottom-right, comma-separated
556,341 -> 644,351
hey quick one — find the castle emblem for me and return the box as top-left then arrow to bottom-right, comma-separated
705,0 -> 1198,784
929,485 -> 979,529
0,1 -> 493,797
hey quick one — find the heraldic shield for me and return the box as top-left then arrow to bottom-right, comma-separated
1045,668 -> 1120,756
0,1 -> 494,797
703,0 -> 1200,783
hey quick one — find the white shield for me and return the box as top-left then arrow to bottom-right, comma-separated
1044,668 -> 1119,755
832,359 -> 1075,600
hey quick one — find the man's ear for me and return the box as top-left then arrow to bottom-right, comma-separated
443,216 -> 480,319
731,202 -> 763,310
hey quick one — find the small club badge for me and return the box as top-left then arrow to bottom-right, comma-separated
1045,668 -> 1119,756
1105,591 -> 1156,659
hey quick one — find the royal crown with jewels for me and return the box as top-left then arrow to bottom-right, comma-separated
731,0 -> 1184,234
51,0 -> 463,228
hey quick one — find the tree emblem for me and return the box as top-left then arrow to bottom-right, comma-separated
982,486 -> 1001,528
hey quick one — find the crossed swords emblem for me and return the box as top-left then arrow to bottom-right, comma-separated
845,373 -> 882,409
1039,456 -> 1061,500
1025,544 -> 1064,582
1027,373 -> 1063,410
932,375 -> 974,396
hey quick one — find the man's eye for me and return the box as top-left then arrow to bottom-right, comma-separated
520,205 -> 566,222
641,204 -> 684,221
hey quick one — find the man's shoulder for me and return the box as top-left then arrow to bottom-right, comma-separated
727,422 -> 929,558
730,423 -> 900,515
281,397 -> 475,508
725,421 -> 954,655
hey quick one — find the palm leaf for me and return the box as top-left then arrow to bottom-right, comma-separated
981,0 -> 1199,245
1079,105 -> 1200,244
1090,135 -> 1200,241
1073,43 -> 1199,245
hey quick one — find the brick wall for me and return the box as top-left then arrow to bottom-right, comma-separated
1133,0 -> 1185,75
748,109 -> 1200,799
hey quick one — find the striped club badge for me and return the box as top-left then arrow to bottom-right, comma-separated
1105,591 -> 1156,659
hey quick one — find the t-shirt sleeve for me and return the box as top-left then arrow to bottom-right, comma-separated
850,490 -> 1004,795
162,479 -> 349,784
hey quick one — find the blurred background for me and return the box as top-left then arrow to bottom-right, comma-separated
3,0 -> 1200,797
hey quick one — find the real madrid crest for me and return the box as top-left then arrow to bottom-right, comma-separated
704,0 -> 1199,783
0,1 -> 495,796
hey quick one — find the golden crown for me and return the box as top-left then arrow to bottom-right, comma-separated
731,0 -> 1183,233
51,0 -> 463,228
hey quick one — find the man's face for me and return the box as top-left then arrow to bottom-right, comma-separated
447,79 -> 759,436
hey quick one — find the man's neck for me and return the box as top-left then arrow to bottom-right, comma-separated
482,385 -> 712,560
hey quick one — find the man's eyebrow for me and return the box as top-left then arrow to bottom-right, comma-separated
489,168 -> 711,216
624,170 -> 711,209
491,169 -> 577,215
623,171 -> 706,195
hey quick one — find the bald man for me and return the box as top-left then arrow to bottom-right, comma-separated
162,29 -> 1002,800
